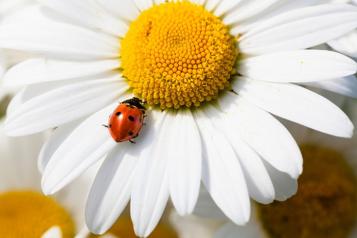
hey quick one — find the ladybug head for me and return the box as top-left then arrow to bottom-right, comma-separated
122,97 -> 146,110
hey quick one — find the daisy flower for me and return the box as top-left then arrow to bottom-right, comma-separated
210,126 -> 357,238
1,1 -> 357,237
0,121 -> 92,237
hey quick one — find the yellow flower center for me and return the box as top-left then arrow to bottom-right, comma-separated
121,1 -> 237,109
89,216 -> 178,238
0,191 -> 75,237
259,145 -> 357,238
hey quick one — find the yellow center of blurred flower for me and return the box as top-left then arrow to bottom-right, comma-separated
90,216 -> 178,238
0,191 -> 75,237
259,145 -> 357,238
121,1 -> 237,109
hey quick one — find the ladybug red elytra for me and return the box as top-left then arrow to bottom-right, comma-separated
104,97 -> 146,143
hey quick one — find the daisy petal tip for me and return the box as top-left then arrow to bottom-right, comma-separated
338,120 -> 354,138
284,163 -> 302,180
276,188 -> 298,202
85,210 -> 112,236
41,175 -> 61,196
341,52 -> 357,70
174,199 -> 197,217
290,170 -> 300,180
234,216 -> 250,227
3,126 -> 16,137
41,186 -> 53,196
85,221 -> 107,236
2,66 -> 21,88
175,207 -> 194,217
258,196 -> 275,205
3,119 -> 34,137
133,226 -> 147,238
3,120 -> 16,136
133,222 -> 155,238
231,207 -> 251,226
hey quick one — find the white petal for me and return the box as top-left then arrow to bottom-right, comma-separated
0,22 -> 119,60
38,0 -> 128,36
194,110 -> 250,225
328,29 -> 357,58
1,5 -> 53,25
38,120 -> 81,173
240,4 -> 357,55
218,93 -> 302,179
4,58 -> 120,87
264,161 -> 297,201
86,145 -> 136,234
205,105 -> 276,203
190,0 -> 205,5
223,0 -> 281,25
233,78 -> 354,138
5,75 -> 128,136
131,111 -> 170,237
204,105 -> 275,204
96,0 -> 140,21
134,0 -> 153,11
229,0 -> 325,36
168,110 -> 202,215
6,81 -> 70,116
87,109 -> 160,235
303,75 -> 357,98
0,0 -> 32,16
214,0 -> 243,17
239,50 -> 357,83
41,104 -> 118,195
205,0 -> 221,12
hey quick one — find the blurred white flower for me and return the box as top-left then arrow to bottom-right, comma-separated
0,120 -> 93,237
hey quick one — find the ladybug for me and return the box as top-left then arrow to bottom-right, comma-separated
104,97 -> 146,143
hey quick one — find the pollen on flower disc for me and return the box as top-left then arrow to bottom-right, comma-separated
121,1 -> 237,109
0,191 -> 75,237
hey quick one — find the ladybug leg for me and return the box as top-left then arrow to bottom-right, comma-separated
102,124 -> 111,128
129,139 -> 136,144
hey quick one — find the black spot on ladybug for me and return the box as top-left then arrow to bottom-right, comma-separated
128,115 -> 135,122
128,131 -> 134,136
116,112 -> 122,116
